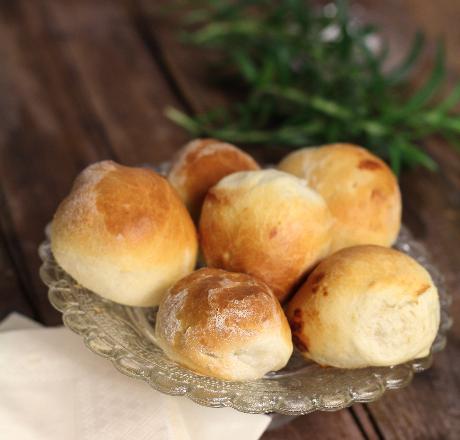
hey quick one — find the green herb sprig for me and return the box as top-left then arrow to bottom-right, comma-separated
167,0 -> 460,173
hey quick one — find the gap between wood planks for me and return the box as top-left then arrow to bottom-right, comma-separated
125,1 -> 460,438
1,0 -> 458,437
0,0 -> 379,437
0,186 -> 39,321
124,1 -> 385,439
0,0 -> 188,324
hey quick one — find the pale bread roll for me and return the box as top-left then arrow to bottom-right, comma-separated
199,169 -> 334,301
287,245 -> 440,368
168,138 -> 259,220
51,161 -> 198,307
278,144 -> 401,252
155,268 -> 293,381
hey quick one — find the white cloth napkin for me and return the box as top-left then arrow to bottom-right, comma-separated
0,313 -> 270,440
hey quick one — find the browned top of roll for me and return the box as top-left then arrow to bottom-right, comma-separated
199,169 -> 334,301
278,143 -> 401,250
286,245 -> 440,368
52,161 -> 197,264
159,268 -> 289,347
168,139 -> 260,219
155,267 -> 293,380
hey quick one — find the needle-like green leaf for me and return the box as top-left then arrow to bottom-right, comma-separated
386,32 -> 425,85
170,0 -> 460,172
390,42 -> 445,119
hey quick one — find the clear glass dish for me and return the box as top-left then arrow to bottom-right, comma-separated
39,224 -> 452,415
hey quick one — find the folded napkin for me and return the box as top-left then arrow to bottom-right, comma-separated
0,313 -> 270,440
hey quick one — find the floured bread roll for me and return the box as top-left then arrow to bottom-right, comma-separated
199,169 -> 334,301
278,144 -> 401,252
51,161 -> 198,307
155,268 -> 293,381
287,245 -> 440,368
168,138 -> 259,220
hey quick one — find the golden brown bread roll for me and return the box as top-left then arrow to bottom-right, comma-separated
287,245 -> 440,368
278,144 -> 401,252
199,169 -> 334,302
168,138 -> 259,220
155,268 -> 293,381
51,161 -> 198,307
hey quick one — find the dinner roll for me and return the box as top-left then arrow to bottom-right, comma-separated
278,144 -> 401,252
168,138 -> 259,220
287,245 -> 440,368
51,161 -> 198,307
200,169 -> 334,301
155,268 -> 293,381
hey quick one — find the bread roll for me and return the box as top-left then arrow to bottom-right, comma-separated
51,161 -> 198,307
155,268 -> 293,381
278,144 -> 401,252
200,169 -> 334,301
168,138 -> 259,220
287,245 -> 440,368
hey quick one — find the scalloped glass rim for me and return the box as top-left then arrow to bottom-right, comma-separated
39,225 -> 452,415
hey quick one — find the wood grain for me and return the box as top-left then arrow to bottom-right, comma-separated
0,0 -> 459,438
0,225 -> 35,321
125,2 -> 460,439
263,410 -> 366,440
127,2 -> 382,439
355,2 -> 460,438
0,0 -> 188,324
0,1 -> 85,324
40,0 -> 188,165
126,0 -> 231,113
365,142 -> 460,439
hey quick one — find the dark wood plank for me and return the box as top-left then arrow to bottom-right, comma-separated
354,1 -> 460,438
0,213 -> 36,321
350,404 -> 384,440
359,0 -> 460,76
263,410 -> 366,440
0,178 -> 35,323
0,0 -> 188,324
125,0 -> 230,113
0,2 -> 86,324
125,0 -> 287,165
127,2 -> 382,439
128,1 -> 460,439
0,0 -> 457,437
39,0 -> 188,165
364,142 -> 460,440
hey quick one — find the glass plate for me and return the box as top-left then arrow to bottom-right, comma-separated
39,225 -> 452,415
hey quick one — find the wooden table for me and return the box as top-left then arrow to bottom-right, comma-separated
1,1 -> 459,438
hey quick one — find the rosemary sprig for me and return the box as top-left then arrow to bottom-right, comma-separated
166,0 -> 460,173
